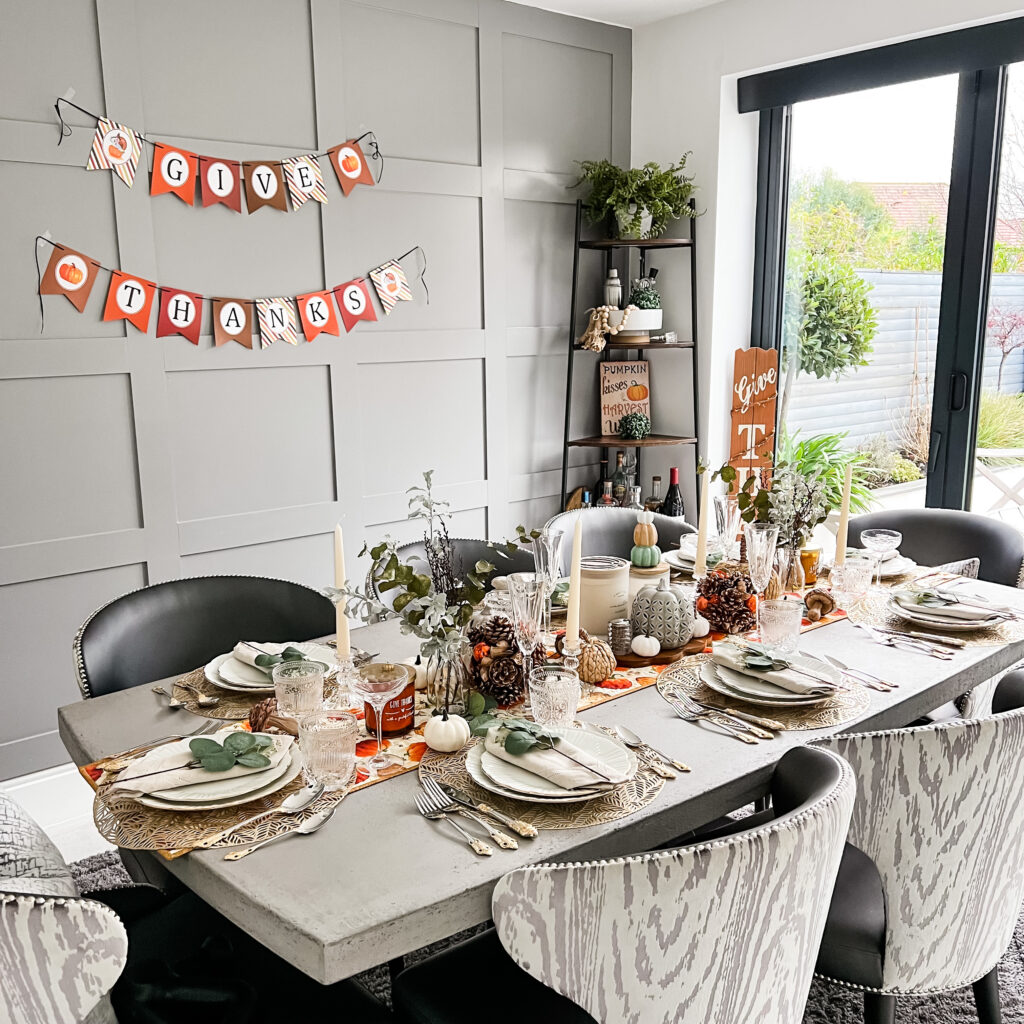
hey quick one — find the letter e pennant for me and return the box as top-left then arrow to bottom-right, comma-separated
283,155 -> 328,208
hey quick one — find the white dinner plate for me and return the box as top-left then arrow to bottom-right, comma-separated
699,661 -> 834,708
206,643 -> 337,693
137,748 -> 303,811
663,550 -> 695,571
878,555 -> 917,579
466,746 -> 608,803
885,597 -> 1004,632
149,741 -> 293,804
205,654 -> 275,694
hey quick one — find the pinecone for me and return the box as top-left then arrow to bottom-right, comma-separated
479,652 -> 526,707
696,569 -> 756,634
248,697 -> 277,732
468,614 -> 515,648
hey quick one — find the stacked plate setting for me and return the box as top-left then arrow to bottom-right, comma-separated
464,724 -> 638,804
204,642 -> 337,695
876,550 -> 917,579
700,655 -> 841,708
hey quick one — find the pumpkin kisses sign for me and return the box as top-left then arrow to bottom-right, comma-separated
600,361 -> 650,435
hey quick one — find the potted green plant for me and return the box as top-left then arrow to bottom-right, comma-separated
571,155 -> 698,239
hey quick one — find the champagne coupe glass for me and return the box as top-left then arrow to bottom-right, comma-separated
714,494 -> 743,561
348,662 -> 409,779
508,572 -> 544,710
743,521 -> 780,640
860,528 -> 903,589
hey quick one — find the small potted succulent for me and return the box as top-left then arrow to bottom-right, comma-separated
608,271 -> 663,335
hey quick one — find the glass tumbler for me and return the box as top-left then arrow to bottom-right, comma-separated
528,667 -> 581,729
757,599 -> 803,658
298,711 -> 358,792
830,554 -> 874,611
272,660 -> 326,719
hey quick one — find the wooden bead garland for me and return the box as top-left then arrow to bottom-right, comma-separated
578,304 -> 638,352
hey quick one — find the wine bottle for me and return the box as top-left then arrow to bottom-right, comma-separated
594,457 -> 609,498
611,450 -> 628,504
661,467 -> 685,518
643,475 -> 663,512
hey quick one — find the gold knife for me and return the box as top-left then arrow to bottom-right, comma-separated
438,783 -> 538,838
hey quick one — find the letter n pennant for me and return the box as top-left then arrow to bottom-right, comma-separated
256,297 -> 299,348
86,118 -> 143,188
156,287 -> 203,344
39,245 -> 102,312
213,298 -> 255,348
333,279 -> 377,332
103,271 -> 156,332
296,290 -> 339,342
150,143 -> 197,204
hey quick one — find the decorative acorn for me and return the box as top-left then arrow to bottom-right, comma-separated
631,510 -> 662,568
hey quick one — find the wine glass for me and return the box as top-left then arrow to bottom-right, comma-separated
743,521 -> 779,640
860,528 -> 903,589
530,529 -> 561,647
348,662 -> 409,778
714,494 -> 742,561
508,572 -> 544,709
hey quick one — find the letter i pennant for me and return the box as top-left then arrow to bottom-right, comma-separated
156,287 -> 203,344
103,271 -> 157,331
86,118 -> 144,188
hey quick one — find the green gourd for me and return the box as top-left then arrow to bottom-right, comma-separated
630,543 -> 662,567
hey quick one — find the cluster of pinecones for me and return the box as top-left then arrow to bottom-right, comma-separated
695,569 -> 757,634
467,614 -> 538,707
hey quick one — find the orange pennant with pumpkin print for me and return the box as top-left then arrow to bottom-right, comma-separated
39,245 -> 101,312
102,271 -> 156,332
328,140 -> 375,196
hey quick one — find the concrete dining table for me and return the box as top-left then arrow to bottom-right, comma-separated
57,582 -> 1024,986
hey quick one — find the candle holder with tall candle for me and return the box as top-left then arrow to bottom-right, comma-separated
563,517 -> 584,680
327,525 -> 361,711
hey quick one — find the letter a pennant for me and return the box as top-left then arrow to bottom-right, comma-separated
333,279 -> 377,332
150,143 -> 197,205
39,245 -> 102,312
283,155 -> 328,208
103,271 -> 156,332
296,290 -> 340,342
86,118 -> 143,189
156,287 -> 203,344
256,297 -> 299,348
213,298 -> 255,347
369,260 -> 412,315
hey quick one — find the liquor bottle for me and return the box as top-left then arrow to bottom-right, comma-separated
623,485 -> 644,510
597,480 -> 617,506
611,450 -> 628,504
643,475 -> 663,512
604,268 -> 622,308
594,457 -> 609,498
661,467 -> 685,518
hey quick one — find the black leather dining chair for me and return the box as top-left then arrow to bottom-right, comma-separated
73,575 -> 336,698
848,508 -> 1024,587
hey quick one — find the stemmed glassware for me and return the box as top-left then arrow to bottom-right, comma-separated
348,662 -> 409,779
714,494 -> 743,561
507,572 -> 545,710
860,528 -> 903,589
530,528 -> 561,649
743,521 -> 779,640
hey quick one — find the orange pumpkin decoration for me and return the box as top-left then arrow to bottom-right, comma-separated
341,153 -> 360,173
59,263 -> 84,285
626,383 -> 649,402
633,521 -> 658,546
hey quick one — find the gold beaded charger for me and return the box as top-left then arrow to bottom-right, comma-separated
418,734 -> 666,831
658,659 -> 871,731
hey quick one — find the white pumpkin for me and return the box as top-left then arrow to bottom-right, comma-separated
423,712 -> 471,752
402,654 -> 429,691
691,614 -> 711,639
631,634 -> 661,657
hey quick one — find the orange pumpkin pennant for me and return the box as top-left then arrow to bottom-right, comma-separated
39,245 -> 101,312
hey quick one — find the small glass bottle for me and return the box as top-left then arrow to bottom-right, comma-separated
611,450 -> 628,504
604,268 -> 622,308
661,467 -> 685,518
643,475 -> 663,512
623,485 -> 643,510
580,489 -> 593,509
597,480 -> 617,506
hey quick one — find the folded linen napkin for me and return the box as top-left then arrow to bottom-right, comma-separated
109,733 -> 292,798
711,642 -> 838,696
892,590 -> 1010,622
482,726 -> 629,792
232,641 -> 306,673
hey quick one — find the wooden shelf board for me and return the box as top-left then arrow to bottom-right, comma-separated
579,238 -> 693,250
575,339 -> 694,350
567,434 -> 697,448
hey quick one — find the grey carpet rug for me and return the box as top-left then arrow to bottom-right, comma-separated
72,852 -> 1024,1020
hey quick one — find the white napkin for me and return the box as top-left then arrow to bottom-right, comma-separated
893,590 -> 1007,623
483,727 -> 628,792
233,641 -> 294,670
109,733 -> 292,798
711,642 -> 838,696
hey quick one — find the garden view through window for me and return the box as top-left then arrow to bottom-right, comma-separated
780,69 -> 1024,529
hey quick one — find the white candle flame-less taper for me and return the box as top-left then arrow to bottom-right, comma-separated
334,524 -> 351,661
566,517 -> 583,649
693,471 -> 709,576
834,463 -> 853,567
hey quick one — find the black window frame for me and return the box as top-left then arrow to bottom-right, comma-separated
743,19 -> 1022,510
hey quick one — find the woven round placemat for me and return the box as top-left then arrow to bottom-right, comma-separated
418,736 -> 665,831
170,667 -> 340,720
658,660 -> 871,731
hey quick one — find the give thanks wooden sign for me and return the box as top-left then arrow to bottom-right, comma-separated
600,361 -> 650,434
730,347 -> 777,478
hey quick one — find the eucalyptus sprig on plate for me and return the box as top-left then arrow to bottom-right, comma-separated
190,732 -> 274,772
246,645 -> 307,671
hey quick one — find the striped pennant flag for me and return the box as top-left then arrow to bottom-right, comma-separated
257,297 -> 300,348
86,118 -> 143,189
283,154 -> 328,208
369,260 -> 412,315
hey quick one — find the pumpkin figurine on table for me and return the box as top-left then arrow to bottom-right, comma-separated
631,510 -> 662,568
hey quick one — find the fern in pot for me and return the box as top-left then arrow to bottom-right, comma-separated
572,155 -> 697,239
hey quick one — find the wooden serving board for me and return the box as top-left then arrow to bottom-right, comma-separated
615,636 -> 707,668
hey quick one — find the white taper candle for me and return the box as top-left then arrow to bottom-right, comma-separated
334,524 -> 351,661
566,518 -> 583,649
834,463 -> 853,567
693,472 -> 709,576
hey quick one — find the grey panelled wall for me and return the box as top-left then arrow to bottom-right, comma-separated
0,0 -> 630,779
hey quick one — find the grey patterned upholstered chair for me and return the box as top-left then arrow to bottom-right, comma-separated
392,746 -> 854,1024
544,506 -> 696,576
0,793 -> 127,1024
812,677 -> 1024,1024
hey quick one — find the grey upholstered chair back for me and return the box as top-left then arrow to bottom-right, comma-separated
0,793 -> 127,1024
818,707 -> 1024,993
492,747 -> 854,1024
848,508 -> 1024,587
544,507 -> 696,576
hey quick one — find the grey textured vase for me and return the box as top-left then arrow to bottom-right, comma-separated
630,578 -> 694,648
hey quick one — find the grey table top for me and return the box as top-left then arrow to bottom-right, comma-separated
58,583 -> 1024,984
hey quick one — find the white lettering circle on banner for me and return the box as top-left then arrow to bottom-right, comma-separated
342,285 -> 366,315
160,149 -> 189,185
252,164 -> 278,200
293,159 -> 316,193
55,255 -> 88,291
116,279 -> 146,314
219,302 -> 246,335
266,303 -> 289,334
336,146 -> 362,179
206,161 -> 234,197
303,296 -> 327,324
101,128 -> 133,166
167,294 -> 196,328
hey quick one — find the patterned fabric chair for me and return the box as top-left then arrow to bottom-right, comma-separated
392,746 -> 854,1024
544,506 -> 696,576
812,676 -> 1024,1024
74,575 -> 336,698
1,793 -> 127,1024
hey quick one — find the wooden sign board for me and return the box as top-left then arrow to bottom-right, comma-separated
600,361 -> 650,435
729,347 -> 778,479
